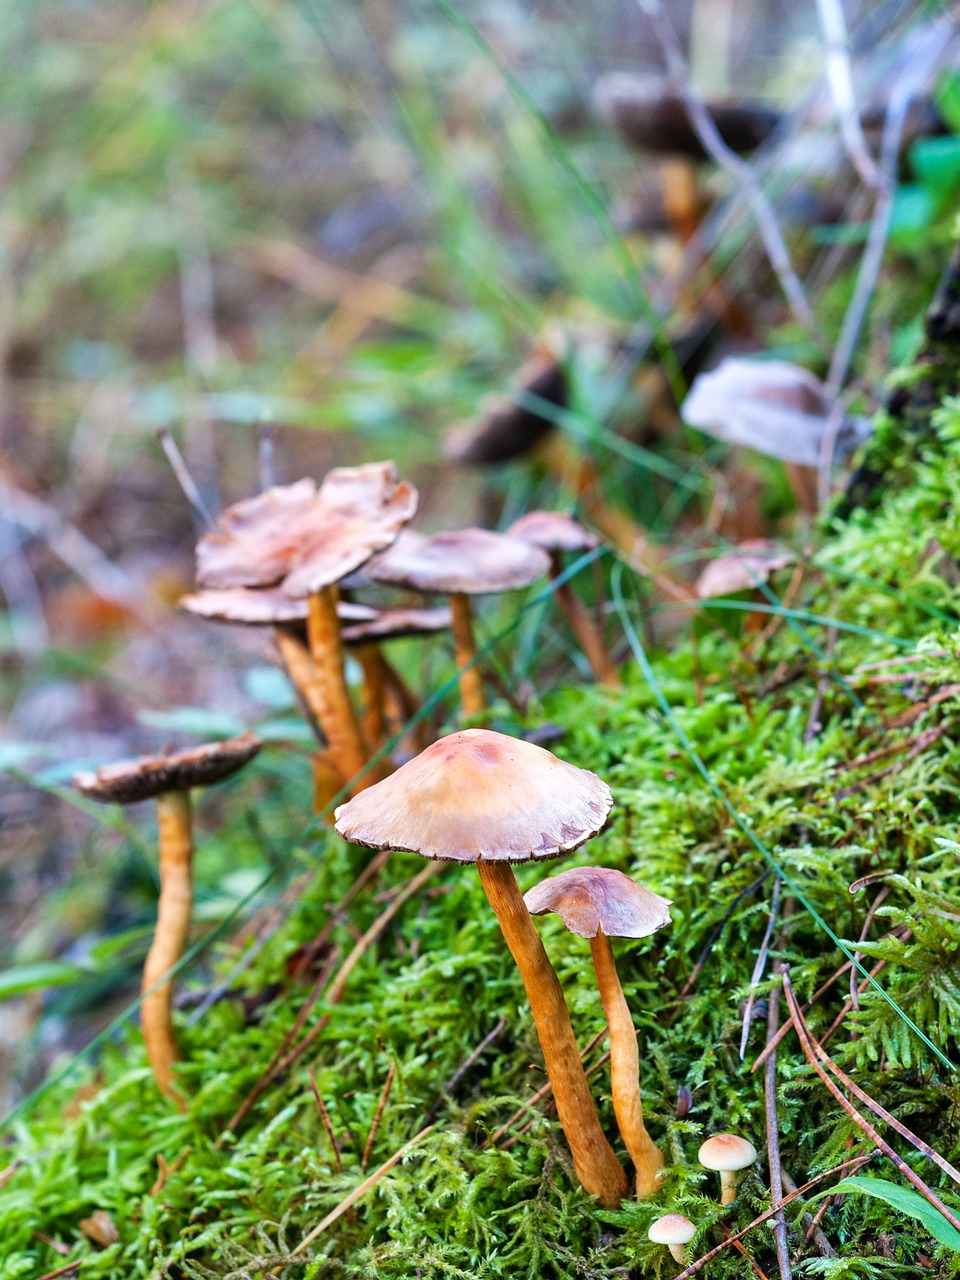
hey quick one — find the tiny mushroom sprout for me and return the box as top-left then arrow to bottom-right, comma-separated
193,462 -> 417,792
648,1213 -> 697,1265
73,732 -> 262,1105
698,1133 -> 759,1205
366,529 -> 549,718
507,510 -> 619,686
524,866 -> 672,1196
333,728 -> 628,1206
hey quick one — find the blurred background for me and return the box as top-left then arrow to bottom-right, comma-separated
1,0 -> 958,1106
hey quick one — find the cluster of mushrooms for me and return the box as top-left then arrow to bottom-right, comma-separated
70,457 -> 757,1262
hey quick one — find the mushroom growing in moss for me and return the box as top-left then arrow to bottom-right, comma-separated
73,732 -> 262,1105
333,728 -> 628,1206
648,1213 -> 697,1265
698,1133 -> 758,1205
524,866 -> 671,1195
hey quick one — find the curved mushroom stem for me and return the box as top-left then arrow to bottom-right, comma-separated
668,1242 -> 689,1266
143,790 -> 193,1109
354,643 -> 388,751
589,929 -> 664,1197
307,585 -> 376,792
448,592 -> 486,718
476,861 -> 628,1206
548,552 -> 620,687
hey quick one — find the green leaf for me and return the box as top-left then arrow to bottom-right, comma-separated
0,963 -> 88,1000
810,1177 -> 960,1250
136,707 -> 245,737
935,71 -> 960,133
912,136 -> 960,200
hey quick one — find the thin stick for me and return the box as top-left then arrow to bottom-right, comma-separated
35,1263 -> 82,1280
308,1070 -> 343,1174
290,1126 -> 434,1256
156,427 -> 215,529
672,871 -> 771,1011
781,1169 -> 837,1260
740,876 -> 780,1059
422,1017 -> 508,1125
674,1153 -> 877,1278
782,972 -> 960,1227
361,1063 -> 396,1172
814,0 -> 882,191
764,977 -> 792,1279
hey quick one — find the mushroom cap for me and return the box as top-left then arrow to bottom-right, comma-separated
695,540 -> 794,600
507,510 -> 598,555
178,586 -> 377,626
523,866 -> 672,939
73,731 -> 262,804
340,606 -> 452,645
698,1134 -> 758,1173
366,528 -> 550,596
334,728 -> 612,863
444,351 -> 567,465
647,1214 -> 696,1246
194,462 -> 418,596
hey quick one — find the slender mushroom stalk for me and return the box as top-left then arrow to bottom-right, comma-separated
524,865 -> 672,1197
307,584 -> 371,786
333,728 -> 628,1206
698,1133 -> 758,1205
73,733 -> 262,1106
648,1214 -> 697,1265
448,591 -> 486,716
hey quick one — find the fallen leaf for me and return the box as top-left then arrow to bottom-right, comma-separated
79,1209 -> 119,1246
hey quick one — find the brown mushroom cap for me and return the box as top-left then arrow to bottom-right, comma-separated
523,866 -> 672,939
648,1214 -> 697,1246
334,728 -> 612,863
73,731 -> 262,805
698,1134 -> 758,1173
340,606 -> 452,645
194,462 -> 418,596
695,541 -> 794,600
507,511 -> 598,555
366,528 -> 549,597
178,586 -> 377,626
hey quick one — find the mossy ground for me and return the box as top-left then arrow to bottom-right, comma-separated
3,381 -> 960,1277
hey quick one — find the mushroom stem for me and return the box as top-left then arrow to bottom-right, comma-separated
274,626 -> 329,733
355,643 -> 388,751
719,1170 -> 738,1206
661,157 -> 702,242
476,861 -> 628,1206
548,552 -> 620,687
448,592 -> 486,717
307,585 -> 375,792
668,1242 -> 689,1266
589,929 -> 664,1197
143,790 -> 193,1108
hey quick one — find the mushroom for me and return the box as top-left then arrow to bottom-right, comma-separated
648,1213 -> 697,1265
698,1133 -> 758,1205
73,732 -> 262,1104
694,541 -> 794,601
193,462 -> 417,791
524,866 -> 671,1196
366,530 -> 549,718
333,728 -> 628,1206
507,511 -> 619,686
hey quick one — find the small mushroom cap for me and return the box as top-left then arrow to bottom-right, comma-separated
334,728 -> 612,863
73,731 -> 262,804
695,541 -> 794,600
340,606 -> 452,645
444,352 -> 567,465
523,867 -> 671,939
367,528 -> 550,597
698,1134 -> 758,1173
178,586 -> 377,626
507,510 -> 599,555
195,463 -> 418,596
648,1214 -> 696,1246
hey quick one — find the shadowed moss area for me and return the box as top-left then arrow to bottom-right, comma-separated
6,390 -> 960,1276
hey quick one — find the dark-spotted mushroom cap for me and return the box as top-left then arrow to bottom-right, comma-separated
524,866 -> 671,939
334,728 -> 611,862
73,732 -> 263,804
366,528 -> 549,597
178,586 -> 377,626
507,511 -> 598,555
194,462 -> 418,597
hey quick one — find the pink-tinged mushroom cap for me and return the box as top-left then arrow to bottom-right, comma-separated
194,463 -> 418,596
73,732 -> 262,805
366,528 -> 549,597
507,510 -> 599,555
178,586 -> 377,626
695,540 -> 795,600
339,606 -> 452,645
523,866 -> 672,939
698,1134 -> 758,1173
334,728 -> 611,863
648,1214 -> 697,1246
